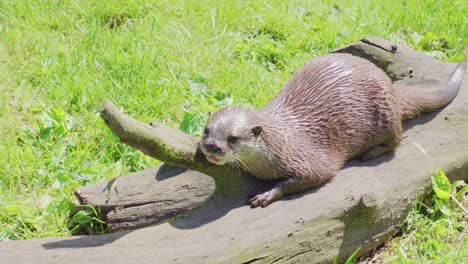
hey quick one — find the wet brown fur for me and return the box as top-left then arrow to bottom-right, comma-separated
202,53 -> 466,207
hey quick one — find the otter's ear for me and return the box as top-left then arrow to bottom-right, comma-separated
251,126 -> 262,137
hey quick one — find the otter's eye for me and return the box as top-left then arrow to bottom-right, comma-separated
203,127 -> 210,137
227,135 -> 239,145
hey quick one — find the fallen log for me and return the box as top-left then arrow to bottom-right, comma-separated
74,165 -> 216,232
2,38 -> 467,264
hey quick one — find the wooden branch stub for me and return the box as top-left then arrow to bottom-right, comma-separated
98,100 -> 199,169
98,100 -> 232,175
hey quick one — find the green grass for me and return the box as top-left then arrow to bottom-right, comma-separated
0,0 -> 466,246
363,170 -> 468,263
382,210 -> 467,263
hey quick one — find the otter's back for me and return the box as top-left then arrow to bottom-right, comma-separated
261,53 -> 401,160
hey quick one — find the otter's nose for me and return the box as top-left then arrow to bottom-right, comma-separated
205,143 -> 222,154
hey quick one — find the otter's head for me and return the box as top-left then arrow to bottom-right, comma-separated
201,106 -> 262,166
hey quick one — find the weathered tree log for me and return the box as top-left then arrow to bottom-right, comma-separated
74,165 -> 216,232
1,38 -> 467,264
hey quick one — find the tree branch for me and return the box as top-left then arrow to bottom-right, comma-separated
98,100 -> 230,175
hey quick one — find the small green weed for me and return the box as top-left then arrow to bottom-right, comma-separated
335,246 -> 361,264
380,169 -> 468,263
68,205 -> 108,235
431,169 -> 468,218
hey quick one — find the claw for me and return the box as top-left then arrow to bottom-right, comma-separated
248,188 -> 283,208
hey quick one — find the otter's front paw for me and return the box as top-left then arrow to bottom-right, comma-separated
248,188 -> 283,208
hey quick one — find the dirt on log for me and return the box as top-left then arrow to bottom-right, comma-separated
1,37 -> 467,264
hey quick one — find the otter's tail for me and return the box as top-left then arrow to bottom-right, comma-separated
396,61 -> 466,120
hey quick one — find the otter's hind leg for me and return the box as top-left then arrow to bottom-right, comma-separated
360,130 -> 402,161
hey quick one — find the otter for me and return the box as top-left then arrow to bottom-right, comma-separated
201,53 -> 466,208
